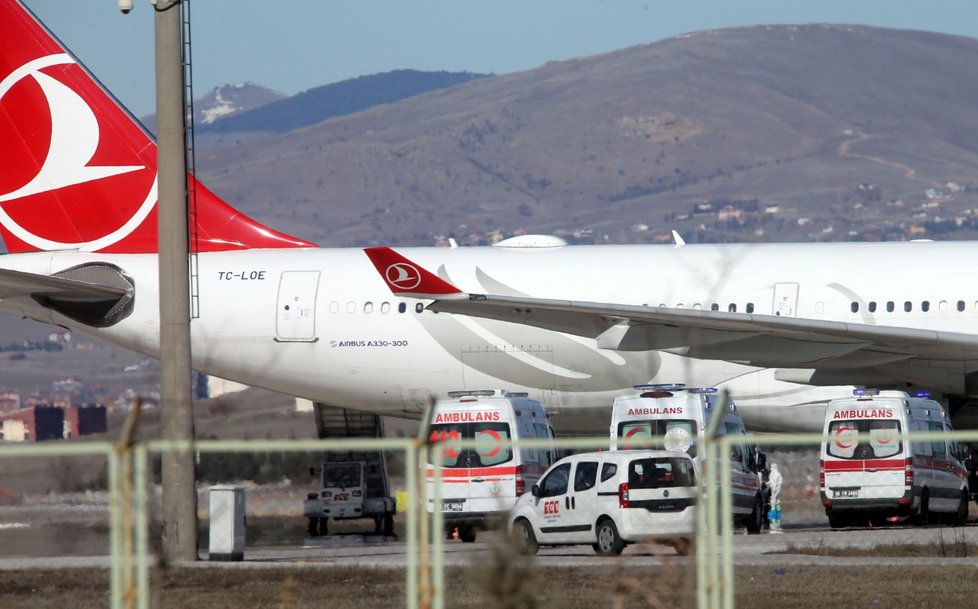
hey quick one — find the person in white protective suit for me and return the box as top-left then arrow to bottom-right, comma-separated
768,463 -> 784,533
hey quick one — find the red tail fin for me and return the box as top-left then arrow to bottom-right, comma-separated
364,247 -> 465,298
0,0 -> 316,254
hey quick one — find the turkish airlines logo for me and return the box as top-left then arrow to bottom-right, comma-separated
386,263 -> 421,290
0,54 -> 157,251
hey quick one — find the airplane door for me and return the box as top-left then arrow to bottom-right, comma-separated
772,282 -> 799,317
275,271 -> 321,342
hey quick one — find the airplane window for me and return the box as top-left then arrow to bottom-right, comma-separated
886,301 -> 895,313
868,301 -> 877,313
398,302 -> 406,314
958,300 -> 966,312
728,303 -> 736,312
746,303 -> 754,313
347,301 -> 356,314
851,302 -> 859,313
330,301 -> 339,314
415,303 -> 424,314
939,301 -> 948,312
381,302 -> 390,314
711,303 -> 719,311
904,301 -> 912,313
364,302 -> 374,314
921,301 -> 930,312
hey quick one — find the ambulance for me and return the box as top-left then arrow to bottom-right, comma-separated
609,384 -> 765,533
820,390 -> 969,528
426,390 -> 558,542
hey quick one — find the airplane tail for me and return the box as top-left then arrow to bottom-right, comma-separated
0,0 -> 316,254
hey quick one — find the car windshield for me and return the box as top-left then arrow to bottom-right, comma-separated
617,419 -> 697,456
627,456 -> 696,489
427,422 -> 513,467
826,419 -> 902,459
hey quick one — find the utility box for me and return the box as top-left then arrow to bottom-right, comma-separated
208,485 -> 246,561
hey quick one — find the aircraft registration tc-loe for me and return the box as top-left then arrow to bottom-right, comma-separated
3,0 -> 978,433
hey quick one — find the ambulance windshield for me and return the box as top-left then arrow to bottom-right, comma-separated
826,419 -> 902,459
618,420 -> 697,456
427,422 -> 513,467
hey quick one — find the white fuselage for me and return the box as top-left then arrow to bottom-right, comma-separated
1,240 -> 970,431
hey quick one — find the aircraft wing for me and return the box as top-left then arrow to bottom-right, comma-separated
364,247 -> 978,391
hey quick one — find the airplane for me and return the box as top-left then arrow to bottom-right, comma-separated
3,0 -> 973,435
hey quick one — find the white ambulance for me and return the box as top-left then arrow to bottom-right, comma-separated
426,389 -> 558,542
820,390 -> 969,528
609,384 -> 765,533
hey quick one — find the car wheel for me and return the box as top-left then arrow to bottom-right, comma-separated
827,512 -> 849,529
592,519 -> 625,556
512,519 -> 538,556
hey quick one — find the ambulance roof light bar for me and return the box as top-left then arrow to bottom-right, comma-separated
686,387 -> 718,394
634,383 -> 685,392
853,388 -> 881,397
445,389 -> 529,399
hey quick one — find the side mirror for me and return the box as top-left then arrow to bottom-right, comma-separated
531,484 -> 540,497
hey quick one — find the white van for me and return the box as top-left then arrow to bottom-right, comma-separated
426,389 -> 557,542
610,384 -> 764,532
508,450 -> 697,555
820,390 -> 969,528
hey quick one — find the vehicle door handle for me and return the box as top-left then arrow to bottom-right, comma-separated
565,497 -> 570,509
867,468 -> 877,473
472,478 -> 485,483
572,496 -> 576,509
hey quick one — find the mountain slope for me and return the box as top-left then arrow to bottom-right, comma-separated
191,25 -> 978,247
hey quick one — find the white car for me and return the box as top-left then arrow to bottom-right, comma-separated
508,450 -> 697,555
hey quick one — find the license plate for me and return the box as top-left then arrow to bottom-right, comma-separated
443,502 -> 464,512
833,489 -> 859,498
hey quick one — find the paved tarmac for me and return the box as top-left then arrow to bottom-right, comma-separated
5,522 -> 978,570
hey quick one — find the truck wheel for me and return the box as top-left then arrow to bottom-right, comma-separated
383,513 -> 395,537
593,519 -> 625,556
459,525 -> 477,543
745,497 -> 763,534
307,517 -> 320,537
318,516 -> 329,536
512,519 -> 538,556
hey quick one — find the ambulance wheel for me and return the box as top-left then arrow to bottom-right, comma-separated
307,517 -> 320,537
955,490 -> 969,526
383,513 -> 395,537
827,512 -> 849,529
913,489 -> 930,526
674,537 -> 693,556
459,525 -> 477,543
745,498 -> 763,534
317,516 -> 328,536
513,519 -> 538,556
593,519 -> 625,556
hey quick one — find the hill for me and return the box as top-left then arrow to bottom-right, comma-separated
188,24 -> 978,247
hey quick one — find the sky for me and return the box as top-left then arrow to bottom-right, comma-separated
21,0 -> 978,118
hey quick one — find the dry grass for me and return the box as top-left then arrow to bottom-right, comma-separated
6,563 -> 978,609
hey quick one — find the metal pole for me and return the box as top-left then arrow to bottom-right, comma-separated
155,0 -> 198,562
